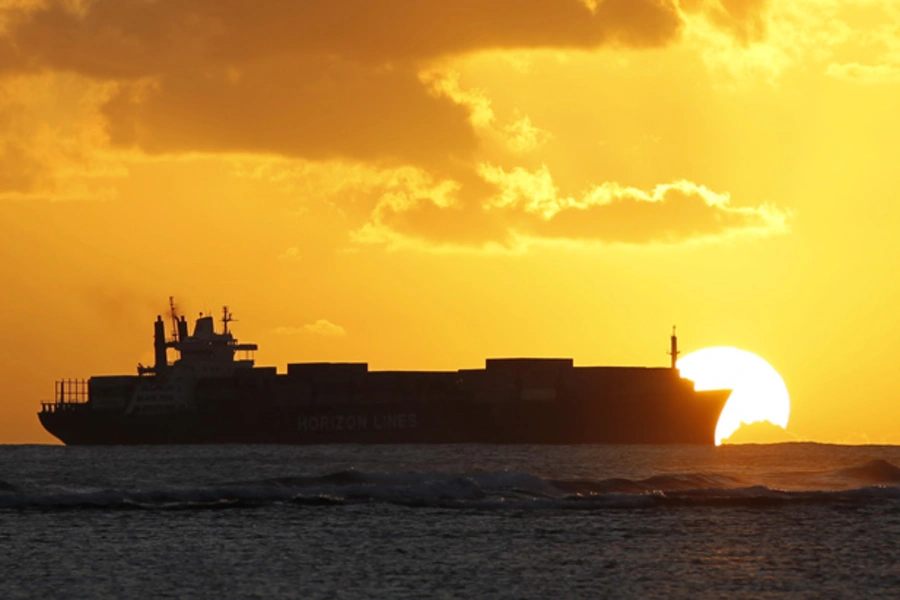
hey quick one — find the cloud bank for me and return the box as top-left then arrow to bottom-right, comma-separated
0,0 -> 789,248
353,168 -> 790,251
0,0 -> 684,164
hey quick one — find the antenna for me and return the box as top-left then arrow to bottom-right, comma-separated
168,297 -> 180,342
668,326 -> 680,369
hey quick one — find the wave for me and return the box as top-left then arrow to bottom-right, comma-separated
2,461 -> 899,511
833,459 -> 900,485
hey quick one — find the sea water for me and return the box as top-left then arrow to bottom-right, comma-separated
1,443 -> 898,599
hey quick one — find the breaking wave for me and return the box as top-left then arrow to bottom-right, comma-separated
2,460 -> 899,511
833,459 -> 900,484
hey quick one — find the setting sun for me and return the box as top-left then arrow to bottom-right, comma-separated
678,348 -> 791,445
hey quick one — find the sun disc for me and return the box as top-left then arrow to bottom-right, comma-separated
677,347 -> 790,445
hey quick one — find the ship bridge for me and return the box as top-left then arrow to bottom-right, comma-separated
141,302 -> 258,376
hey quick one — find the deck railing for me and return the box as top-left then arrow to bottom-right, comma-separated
40,379 -> 89,413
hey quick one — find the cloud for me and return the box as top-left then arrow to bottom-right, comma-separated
0,0 -> 688,166
352,164 -> 790,251
277,247 -> 302,262
826,62 -> 900,85
0,0 -> 788,203
680,0 -> 900,86
0,0 -> 793,253
0,72 -> 124,200
100,60 -> 477,167
303,320 -> 346,337
1,0 -> 684,73
419,68 -> 553,157
721,420 -> 803,444
503,114 -> 552,154
681,0 -> 772,45
275,320 -> 346,337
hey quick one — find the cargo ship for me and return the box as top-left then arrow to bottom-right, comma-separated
39,302 -> 730,445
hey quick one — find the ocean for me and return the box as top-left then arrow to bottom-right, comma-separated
1,443 -> 898,599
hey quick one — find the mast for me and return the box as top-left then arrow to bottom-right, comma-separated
222,306 -> 233,335
169,296 -> 180,342
669,326 -> 680,369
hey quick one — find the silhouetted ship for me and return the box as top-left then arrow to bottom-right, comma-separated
39,302 -> 730,445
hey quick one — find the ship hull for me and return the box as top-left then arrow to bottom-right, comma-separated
40,338 -> 731,445
39,389 -> 729,446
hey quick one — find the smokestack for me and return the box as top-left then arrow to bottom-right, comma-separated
154,316 -> 167,372
178,315 -> 189,342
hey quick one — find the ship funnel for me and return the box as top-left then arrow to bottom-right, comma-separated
154,316 -> 167,371
177,315 -> 188,343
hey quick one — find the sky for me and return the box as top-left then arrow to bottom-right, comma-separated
2,0 -> 899,444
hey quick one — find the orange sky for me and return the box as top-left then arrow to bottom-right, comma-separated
2,0 -> 899,444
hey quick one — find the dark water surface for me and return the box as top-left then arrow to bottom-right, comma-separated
1,443 -> 899,599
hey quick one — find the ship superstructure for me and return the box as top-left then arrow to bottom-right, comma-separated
39,302 -> 730,445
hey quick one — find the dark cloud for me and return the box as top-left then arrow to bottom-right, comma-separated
0,0 -> 684,164
1,0 -> 682,76
366,196 -> 512,248
102,58 -> 478,164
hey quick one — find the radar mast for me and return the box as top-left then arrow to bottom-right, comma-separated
222,306 -> 234,335
669,326 -> 680,369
